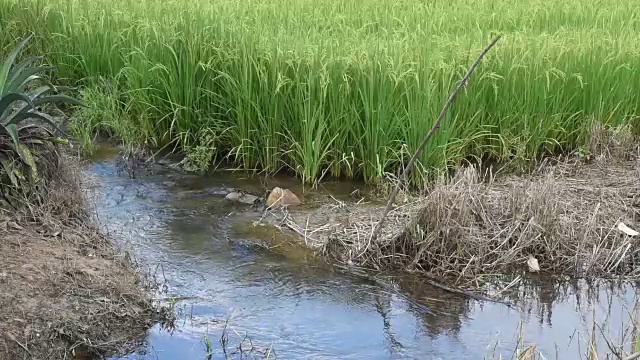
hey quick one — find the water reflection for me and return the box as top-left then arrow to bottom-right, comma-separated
85,153 -> 639,360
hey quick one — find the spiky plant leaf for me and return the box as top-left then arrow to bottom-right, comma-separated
0,158 -> 19,189
0,34 -> 33,95
18,144 -> 38,184
0,34 -> 82,201
6,66 -> 56,94
23,138 -> 44,145
30,94 -> 86,109
5,111 -> 68,137
27,85 -> 73,100
6,55 -> 43,84
0,92 -> 37,119
9,95 -> 85,125
0,123 -> 20,150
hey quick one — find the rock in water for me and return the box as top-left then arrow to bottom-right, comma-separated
225,191 -> 259,205
266,187 -> 301,209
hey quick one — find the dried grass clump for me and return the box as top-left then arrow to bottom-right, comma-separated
275,145 -> 640,281
392,161 -> 640,278
589,122 -> 638,162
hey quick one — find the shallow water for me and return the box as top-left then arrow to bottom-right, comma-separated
85,151 -> 639,360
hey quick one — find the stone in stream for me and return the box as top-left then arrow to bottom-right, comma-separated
231,220 -> 322,265
161,181 -> 176,187
266,187 -> 302,209
225,191 -> 260,205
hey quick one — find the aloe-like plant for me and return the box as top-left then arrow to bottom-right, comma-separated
0,34 -> 84,204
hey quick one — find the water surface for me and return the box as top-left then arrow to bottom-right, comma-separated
85,151 -> 638,360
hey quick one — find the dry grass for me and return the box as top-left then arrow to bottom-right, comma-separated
0,154 -> 157,359
267,127 -> 640,286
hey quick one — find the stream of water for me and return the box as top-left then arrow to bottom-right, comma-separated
85,148 -> 638,360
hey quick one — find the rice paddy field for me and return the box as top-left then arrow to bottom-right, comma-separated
1,0 -> 640,184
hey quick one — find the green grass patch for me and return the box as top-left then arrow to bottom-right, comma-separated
1,0 -> 639,184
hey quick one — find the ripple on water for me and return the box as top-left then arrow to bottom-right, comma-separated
88,154 -> 640,360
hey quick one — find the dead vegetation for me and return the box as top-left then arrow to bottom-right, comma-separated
267,125 -> 640,287
0,155 -> 156,360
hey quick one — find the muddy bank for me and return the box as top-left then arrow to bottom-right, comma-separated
0,156 -> 157,360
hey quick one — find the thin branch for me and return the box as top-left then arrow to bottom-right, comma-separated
368,34 -> 503,250
625,352 -> 640,360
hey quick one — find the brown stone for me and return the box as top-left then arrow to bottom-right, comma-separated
266,187 -> 301,208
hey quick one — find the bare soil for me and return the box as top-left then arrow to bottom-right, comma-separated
0,157 -> 156,360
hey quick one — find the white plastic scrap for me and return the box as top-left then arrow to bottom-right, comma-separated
617,222 -> 639,236
527,255 -> 540,272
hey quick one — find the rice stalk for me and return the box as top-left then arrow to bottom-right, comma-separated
1,0 -> 639,184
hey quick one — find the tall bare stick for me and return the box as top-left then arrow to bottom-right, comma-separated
368,34 -> 503,248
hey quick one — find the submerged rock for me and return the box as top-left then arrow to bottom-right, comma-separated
162,181 -> 176,187
266,187 -> 302,209
225,191 -> 260,205
176,187 -> 235,199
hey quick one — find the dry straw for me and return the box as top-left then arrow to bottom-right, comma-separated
267,128 -> 640,286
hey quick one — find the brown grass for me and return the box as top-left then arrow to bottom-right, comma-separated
267,127 -> 640,287
0,154 -> 157,359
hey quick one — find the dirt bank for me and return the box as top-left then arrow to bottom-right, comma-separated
0,156 -> 156,360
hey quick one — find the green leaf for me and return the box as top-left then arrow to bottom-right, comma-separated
3,123 -> 20,150
0,123 -> 28,167
27,85 -> 73,100
30,78 -> 72,98
14,94 -> 85,120
7,55 -> 43,80
4,56 -> 44,94
13,167 -> 25,181
0,92 -> 37,122
5,110 -> 68,138
18,144 -> 38,183
0,35 -> 33,95
49,137 -> 70,146
23,138 -> 44,145
0,158 -> 19,189
6,66 -> 56,93
26,85 -> 55,99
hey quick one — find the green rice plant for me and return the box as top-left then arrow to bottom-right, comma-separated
2,0 -> 640,185
68,76 -> 141,155
203,333 -> 213,359
0,34 -> 82,203
181,126 -> 225,174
